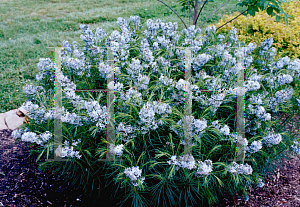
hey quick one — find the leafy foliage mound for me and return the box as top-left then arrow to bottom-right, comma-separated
12,16 -> 300,206
214,1 -> 300,60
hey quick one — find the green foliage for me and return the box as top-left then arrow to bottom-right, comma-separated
237,0 -> 293,25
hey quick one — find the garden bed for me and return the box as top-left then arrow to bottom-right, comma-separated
1,112 -> 299,206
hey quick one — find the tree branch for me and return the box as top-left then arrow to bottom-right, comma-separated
200,0 -> 232,29
216,0 -> 260,31
187,0 -> 193,21
195,0 -> 208,28
157,0 -> 188,29
216,10 -> 247,31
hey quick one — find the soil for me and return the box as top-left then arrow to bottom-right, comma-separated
0,113 -> 299,206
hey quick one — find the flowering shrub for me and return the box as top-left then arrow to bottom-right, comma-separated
13,16 -> 300,206
214,1 -> 300,60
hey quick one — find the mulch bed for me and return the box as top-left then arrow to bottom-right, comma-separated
0,129 -> 101,207
0,112 -> 299,206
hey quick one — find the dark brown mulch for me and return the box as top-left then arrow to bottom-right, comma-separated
0,129 -> 110,207
1,124 -> 300,207
213,153 -> 300,207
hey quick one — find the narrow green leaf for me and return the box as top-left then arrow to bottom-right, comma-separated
276,15 -> 280,23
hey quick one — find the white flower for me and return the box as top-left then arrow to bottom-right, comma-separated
44,109 -> 55,120
175,79 -> 187,91
167,154 -> 196,170
40,131 -> 52,143
130,16 -> 142,28
220,125 -> 230,136
177,154 -> 196,170
138,102 -> 156,124
135,74 -> 150,90
120,87 -> 143,106
12,128 -> 26,139
55,141 -> 81,159
229,27 -> 238,42
193,118 -> 207,134
217,34 -> 225,42
182,25 -> 201,39
195,160 -> 213,177
275,56 -> 290,69
99,62 -> 109,78
249,94 -> 263,105
248,73 -> 262,82
208,93 -> 225,113
247,140 -> 262,154
297,98 -> 300,107
167,155 -> 178,165
152,101 -> 172,115
211,120 -> 220,128
21,101 -> 39,113
61,111 -> 83,126
109,144 -> 124,157
114,82 -> 124,91
124,166 -> 145,186
21,132 -> 41,145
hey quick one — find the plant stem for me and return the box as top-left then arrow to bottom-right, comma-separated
157,0 -> 188,29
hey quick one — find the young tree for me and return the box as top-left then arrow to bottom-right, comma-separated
157,0 -> 293,30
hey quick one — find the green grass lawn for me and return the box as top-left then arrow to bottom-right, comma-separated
0,0 -> 246,113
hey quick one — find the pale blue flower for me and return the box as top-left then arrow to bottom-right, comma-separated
227,162 -> 253,175
247,140 -> 262,154
277,74 -> 293,85
229,27 -> 238,43
275,56 -> 290,69
290,141 -> 300,155
23,84 -> 43,95
217,34 -> 225,42
182,25 -> 201,39
244,80 -> 260,92
257,178 -> 265,188
193,53 -> 213,70
263,133 -> 282,147
275,88 -> 293,103
130,16 -> 142,28
258,37 -> 273,56
95,27 -> 107,44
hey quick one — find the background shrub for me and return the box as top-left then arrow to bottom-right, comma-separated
214,0 -> 300,60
